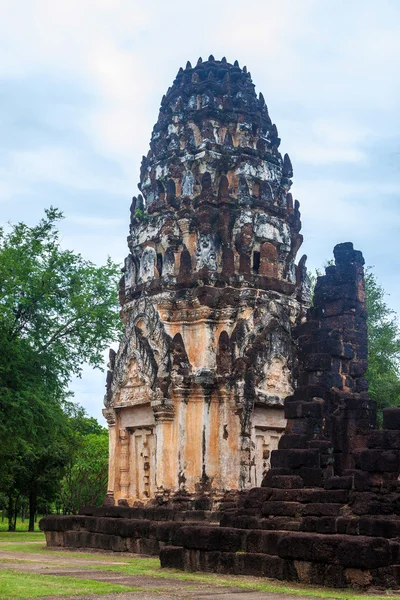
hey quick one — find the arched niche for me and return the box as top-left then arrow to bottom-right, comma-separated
156,180 -> 165,201
156,251 -> 163,277
252,180 -> 261,198
217,331 -> 232,375
196,233 -> 217,271
171,333 -> 190,372
218,175 -> 229,202
167,179 -> 176,200
257,356 -> 293,401
201,172 -> 212,192
124,254 -> 137,294
163,247 -> 175,276
182,171 -> 195,196
259,242 -> 279,278
139,247 -> 157,282
179,245 -> 192,277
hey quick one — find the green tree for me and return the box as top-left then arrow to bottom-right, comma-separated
0,208 -> 121,529
59,430 -> 109,514
365,268 -> 400,415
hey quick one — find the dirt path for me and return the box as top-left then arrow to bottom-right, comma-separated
0,546 -> 339,600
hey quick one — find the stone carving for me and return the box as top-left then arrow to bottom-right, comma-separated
104,56 -> 306,504
195,233 -> 217,271
139,247 -> 157,282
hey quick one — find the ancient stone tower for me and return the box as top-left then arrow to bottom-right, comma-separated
103,56 -> 310,506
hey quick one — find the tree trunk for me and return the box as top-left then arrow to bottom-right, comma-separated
28,490 -> 37,532
7,495 -> 14,532
12,495 -> 20,531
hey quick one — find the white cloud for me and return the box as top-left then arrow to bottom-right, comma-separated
3,147 -> 128,195
1,0 -> 400,418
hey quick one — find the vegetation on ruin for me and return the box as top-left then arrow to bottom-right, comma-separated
0,208 -> 121,530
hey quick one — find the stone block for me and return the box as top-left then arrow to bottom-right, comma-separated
44,530 -> 65,547
296,467 -> 323,488
245,530 -> 285,554
278,435 -> 310,449
40,515 -> 85,532
302,503 -> 342,517
261,501 -> 304,517
271,449 -> 320,470
383,408 -> 400,430
367,430 -> 400,449
284,401 -> 323,419
300,516 -> 337,534
240,488 -> 272,508
149,522 -> 182,542
358,517 -> 400,538
336,517 -> 359,535
337,536 -> 390,569
144,507 -> 176,521
202,550 -> 237,574
173,525 -> 245,552
267,475 -> 304,489
304,354 -> 332,372
278,532 -> 390,569
324,476 -> 353,490
236,552 -> 288,579
160,545 -> 185,569
350,492 -> 384,515
353,449 -> 399,473
137,537 -> 160,555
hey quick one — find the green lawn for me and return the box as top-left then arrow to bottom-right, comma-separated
1,532 -> 400,600
0,532 -> 45,543
0,519 -> 41,533
0,568 -> 143,599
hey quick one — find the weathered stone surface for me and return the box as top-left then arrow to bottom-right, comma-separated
41,57 -> 400,591
102,57 -> 308,504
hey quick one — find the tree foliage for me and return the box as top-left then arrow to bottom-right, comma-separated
59,430 -> 109,514
0,208 -> 121,528
365,269 -> 400,413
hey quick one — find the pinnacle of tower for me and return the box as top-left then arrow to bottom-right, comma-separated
125,57 -> 304,306
142,57 -> 285,209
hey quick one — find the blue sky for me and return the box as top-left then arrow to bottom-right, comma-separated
1,0 -> 399,422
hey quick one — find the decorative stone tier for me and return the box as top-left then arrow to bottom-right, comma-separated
103,57 -> 309,504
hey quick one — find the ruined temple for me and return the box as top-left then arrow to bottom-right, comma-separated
41,57 -> 400,590
102,56 -> 310,505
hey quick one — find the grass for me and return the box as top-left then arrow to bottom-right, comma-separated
0,519 -> 41,533
1,533 -> 400,599
80,560 -> 400,600
0,568 -> 143,599
0,532 -> 45,543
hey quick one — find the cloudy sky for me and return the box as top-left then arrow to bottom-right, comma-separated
2,0 -> 399,422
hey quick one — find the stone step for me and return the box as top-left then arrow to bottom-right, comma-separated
160,545 -> 400,588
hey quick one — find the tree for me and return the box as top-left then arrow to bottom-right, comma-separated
59,430 -> 109,514
0,208 -> 121,528
364,269 -> 400,416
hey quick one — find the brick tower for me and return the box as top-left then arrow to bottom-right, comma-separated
102,56 -> 310,506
